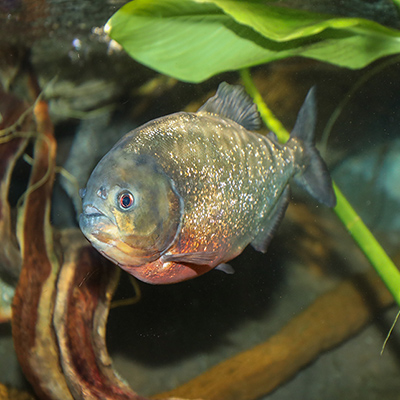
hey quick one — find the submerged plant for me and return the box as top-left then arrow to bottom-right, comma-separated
105,0 -> 400,82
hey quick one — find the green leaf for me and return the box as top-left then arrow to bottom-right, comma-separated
105,0 -> 288,82
106,0 -> 400,83
195,0 -> 365,41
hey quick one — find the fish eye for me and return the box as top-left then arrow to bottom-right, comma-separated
118,191 -> 134,210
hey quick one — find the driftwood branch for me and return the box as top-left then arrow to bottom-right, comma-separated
157,270 -> 393,400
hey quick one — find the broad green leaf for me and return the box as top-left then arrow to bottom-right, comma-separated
106,0 -> 400,83
105,0 -> 296,82
196,0 -> 400,41
195,0 -> 363,41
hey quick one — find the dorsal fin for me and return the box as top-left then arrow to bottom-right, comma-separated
198,82 -> 261,131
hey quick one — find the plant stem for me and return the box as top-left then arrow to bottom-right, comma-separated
240,69 -> 290,142
240,68 -> 400,307
333,183 -> 400,304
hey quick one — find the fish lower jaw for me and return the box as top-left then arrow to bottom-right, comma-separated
80,215 -> 108,229
88,236 -> 160,269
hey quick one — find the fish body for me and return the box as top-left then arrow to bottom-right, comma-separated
79,83 -> 335,284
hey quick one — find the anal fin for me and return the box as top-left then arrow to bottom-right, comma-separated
251,186 -> 290,253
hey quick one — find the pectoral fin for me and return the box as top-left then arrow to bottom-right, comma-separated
251,186 -> 290,253
161,251 -> 217,265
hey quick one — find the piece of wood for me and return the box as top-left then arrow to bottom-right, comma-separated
156,270 -> 393,400
11,80 -> 74,400
54,230 -> 147,400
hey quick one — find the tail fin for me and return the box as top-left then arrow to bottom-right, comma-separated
290,87 -> 336,207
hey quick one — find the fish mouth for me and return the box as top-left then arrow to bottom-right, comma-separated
79,206 -> 149,268
82,204 -> 104,218
79,205 -> 160,269
79,204 -> 112,234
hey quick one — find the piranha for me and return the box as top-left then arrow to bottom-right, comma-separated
79,83 -> 335,284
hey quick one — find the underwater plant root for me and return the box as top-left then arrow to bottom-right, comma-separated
155,270 -> 393,400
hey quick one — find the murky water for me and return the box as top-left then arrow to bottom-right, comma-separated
1,2 -> 400,399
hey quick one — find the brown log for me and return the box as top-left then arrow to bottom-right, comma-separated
156,270 -> 393,400
11,84 -> 74,399
54,230 -> 146,400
